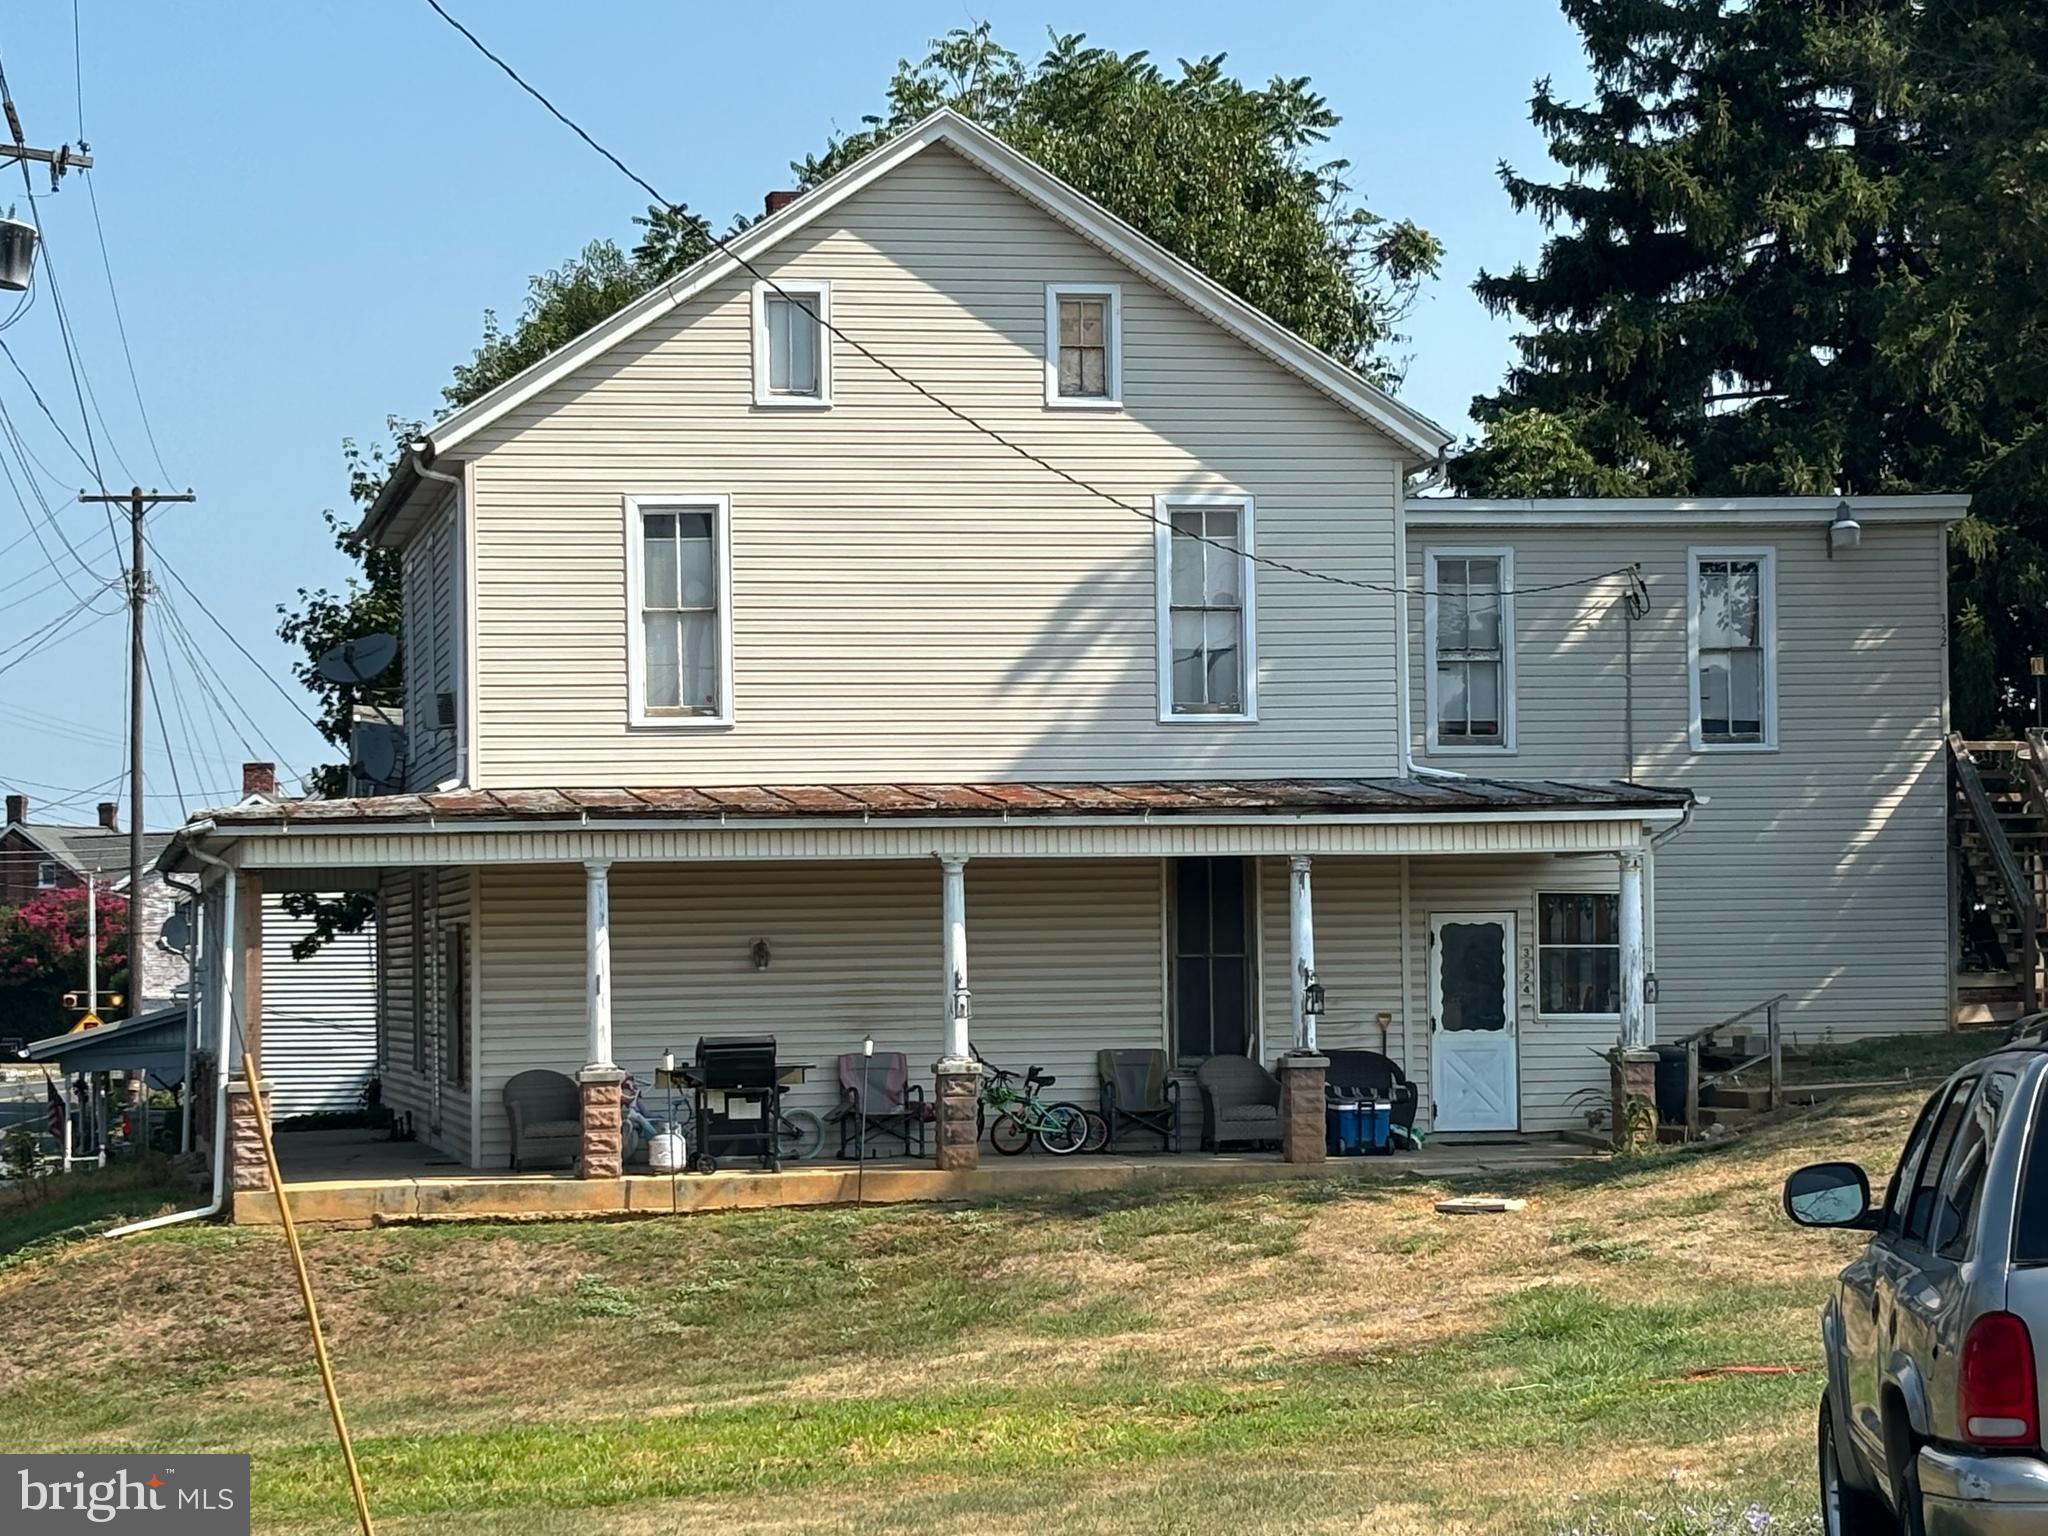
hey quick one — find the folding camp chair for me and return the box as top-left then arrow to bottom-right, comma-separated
831,1050 -> 929,1158
1096,1049 -> 1181,1152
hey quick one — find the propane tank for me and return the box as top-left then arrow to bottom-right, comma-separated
649,1126 -> 687,1174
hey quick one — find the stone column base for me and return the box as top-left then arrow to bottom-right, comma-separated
224,1075 -> 273,1208
577,1067 -> 627,1179
932,1057 -> 982,1171
1610,1047 -> 1659,1152
1276,1054 -> 1328,1165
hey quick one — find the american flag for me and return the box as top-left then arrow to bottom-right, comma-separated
44,1077 -> 63,1138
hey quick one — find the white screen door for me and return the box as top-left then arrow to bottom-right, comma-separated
1429,911 -> 1518,1132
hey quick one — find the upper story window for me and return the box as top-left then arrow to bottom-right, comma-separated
36,859 -> 57,888
1425,548 -> 1515,752
1688,547 -> 1776,750
1044,283 -> 1121,408
751,279 -> 830,406
1156,493 -> 1256,722
625,494 -> 734,727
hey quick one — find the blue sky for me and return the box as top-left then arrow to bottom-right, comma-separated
0,1 -> 1591,824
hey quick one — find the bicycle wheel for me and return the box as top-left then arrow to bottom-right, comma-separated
988,1112 -> 1032,1156
777,1108 -> 825,1163
1038,1102 -> 1089,1156
1080,1109 -> 1109,1155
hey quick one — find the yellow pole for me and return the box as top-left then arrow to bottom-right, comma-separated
234,1011 -> 375,1536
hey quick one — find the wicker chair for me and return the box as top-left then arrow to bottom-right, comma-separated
1194,1054 -> 1283,1152
502,1069 -> 581,1171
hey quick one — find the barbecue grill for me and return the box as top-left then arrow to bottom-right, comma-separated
689,1034 -> 783,1173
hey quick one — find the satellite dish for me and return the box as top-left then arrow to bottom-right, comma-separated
315,633 -> 399,685
159,907 -> 192,956
350,722 -> 406,794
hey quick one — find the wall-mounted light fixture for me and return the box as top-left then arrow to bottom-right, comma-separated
750,938 -> 772,971
1827,498 -> 1862,559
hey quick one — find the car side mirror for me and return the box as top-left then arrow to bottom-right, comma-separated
1783,1161 -> 1878,1230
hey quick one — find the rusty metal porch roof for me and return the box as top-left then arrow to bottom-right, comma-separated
187,777 -> 1691,831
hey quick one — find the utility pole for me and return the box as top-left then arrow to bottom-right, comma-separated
85,868 -> 97,1019
78,486 -> 194,1014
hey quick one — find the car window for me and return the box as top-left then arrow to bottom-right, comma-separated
1903,1076 -> 1978,1246
1937,1072 -> 2014,1259
1885,1087 -> 1952,1237
2016,1073 -> 2048,1266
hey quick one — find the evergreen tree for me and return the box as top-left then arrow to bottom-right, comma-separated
1454,0 -> 2045,732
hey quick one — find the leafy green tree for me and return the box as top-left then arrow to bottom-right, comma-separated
1453,0 -> 2046,732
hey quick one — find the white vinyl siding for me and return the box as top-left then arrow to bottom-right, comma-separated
262,894 -> 378,1118
400,494 -> 461,789
373,866 -> 473,1161
1156,493 -> 1257,722
751,279 -> 830,406
1407,521 -> 1947,1045
460,146 -> 1406,784
1044,282 -> 1120,407
1424,547 -> 1514,751
625,495 -> 734,727
1688,548 -> 1777,750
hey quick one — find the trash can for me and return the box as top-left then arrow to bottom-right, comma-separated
1652,1044 -> 1691,1125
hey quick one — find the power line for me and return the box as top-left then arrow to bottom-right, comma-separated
80,173 -> 172,483
419,0 -> 1640,605
152,580 -> 306,786
141,622 -> 186,818
146,540 -> 328,736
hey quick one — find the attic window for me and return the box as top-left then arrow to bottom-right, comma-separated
751,279 -> 830,406
1045,284 -> 1121,407
37,859 -> 57,888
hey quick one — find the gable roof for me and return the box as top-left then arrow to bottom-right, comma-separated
10,821 -> 176,885
366,109 -> 1451,537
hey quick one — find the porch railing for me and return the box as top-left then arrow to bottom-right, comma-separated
1672,991 -> 1790,1122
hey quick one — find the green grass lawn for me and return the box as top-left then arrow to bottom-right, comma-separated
0,1083 -> 1924,1536
1782,1027 -> 2001,1085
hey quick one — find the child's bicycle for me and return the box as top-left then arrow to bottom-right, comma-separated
971,1046 -> 1088,1156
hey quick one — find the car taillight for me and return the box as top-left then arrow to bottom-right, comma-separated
1960,1311 -> 2039,1446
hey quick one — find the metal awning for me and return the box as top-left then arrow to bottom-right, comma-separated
23,1005 -> 186,1080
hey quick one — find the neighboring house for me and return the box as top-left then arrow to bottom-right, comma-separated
2,792 -> 179,1012
161,110 -> 1970,1175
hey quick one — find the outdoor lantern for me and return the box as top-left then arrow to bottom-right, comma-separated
750,938 -> 772,971
1828,499 -> 1862,558
863,1034 -> 874,1058
0,217 -> 37,292
1303,978 -> 1327,1016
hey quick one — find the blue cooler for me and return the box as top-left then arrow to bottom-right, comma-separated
1325,1095 -> 1394,1156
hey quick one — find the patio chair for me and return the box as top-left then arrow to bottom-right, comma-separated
830,1051 -> 929,1159
502,1069 -> 581,1171
1096,1049 -> 1180,1152
1324,1048 -> 1420,1134
1194,1054 -> 1283,1152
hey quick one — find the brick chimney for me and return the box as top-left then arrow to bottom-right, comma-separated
97,801 -> 117,831
243,761 -> 277,799
763,189 -> 801,216
4,792 -> 23,825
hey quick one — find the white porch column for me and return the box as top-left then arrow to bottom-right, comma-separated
583,859 -> 614,1070
1288,854 -> 1319,1052
939,855 -> 970,1061
1618,849 -> 1648,1048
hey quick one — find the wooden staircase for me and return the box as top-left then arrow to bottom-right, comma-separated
1950,732 -> 2048,1019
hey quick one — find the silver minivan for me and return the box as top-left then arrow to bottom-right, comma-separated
1785,1025 -> 2048,1535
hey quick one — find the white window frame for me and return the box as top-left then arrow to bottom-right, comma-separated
1534,890 -> 1622,1021
1686,545 -> 1778,752
1044,282 -> 1123,409
1154,491 -> 1257,724
1423,545 -> 1517,754
624,493 -> 736,729
36,858 -> 57,888
750,279 -> 831,408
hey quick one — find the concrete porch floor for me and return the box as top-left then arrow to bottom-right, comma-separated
245,1128 -> 1604,1227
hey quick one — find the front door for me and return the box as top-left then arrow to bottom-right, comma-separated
1429,911 -> 1518,1132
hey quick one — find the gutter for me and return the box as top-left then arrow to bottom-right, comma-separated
162,868 -> 203,1156
106,846 -> 236,1238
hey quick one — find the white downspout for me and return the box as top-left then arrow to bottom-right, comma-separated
108,838 -> 234,1238
1396,458 -> 1465,781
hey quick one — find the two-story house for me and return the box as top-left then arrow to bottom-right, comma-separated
160,110 -> 1963,1195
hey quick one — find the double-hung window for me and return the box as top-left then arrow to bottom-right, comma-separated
1156,493 -> 1256,720
1536,893 -> 1620,1017
1688,548 -> 1776,749
751,279 -> 829,406
1425,548 -> 1514,750
627,495 -> 734,726
36,859 -> 57,888
1044,283 -> 1121,406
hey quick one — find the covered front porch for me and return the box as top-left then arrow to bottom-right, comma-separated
160,776 -> 1687,1221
